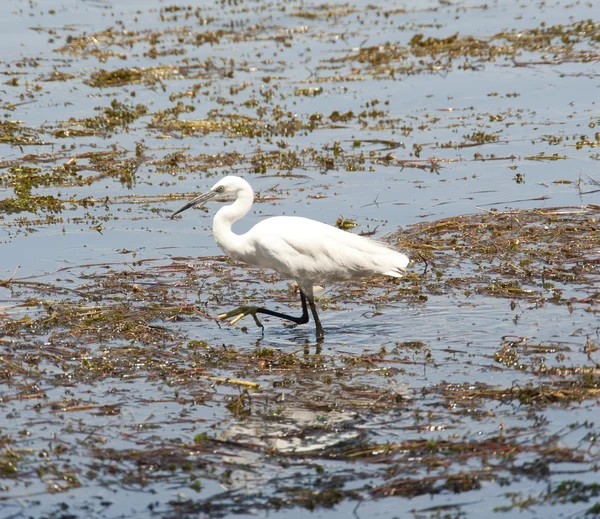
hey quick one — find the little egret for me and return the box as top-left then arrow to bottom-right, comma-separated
172,176 -> 409,339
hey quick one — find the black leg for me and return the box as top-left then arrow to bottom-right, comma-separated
218,289 -> 325,339
253,290 -> 309,325
307,296 -> 324,340
218,290 -> 309,327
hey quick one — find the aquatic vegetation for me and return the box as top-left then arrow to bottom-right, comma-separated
1,0 -> 599,517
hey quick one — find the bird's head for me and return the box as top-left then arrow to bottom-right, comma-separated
171,176 -> 252,218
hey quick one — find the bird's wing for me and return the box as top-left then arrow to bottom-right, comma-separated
249,217 -> 408,283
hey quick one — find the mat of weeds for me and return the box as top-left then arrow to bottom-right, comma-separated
1,0 -> 600,517
1,205 -> 599,518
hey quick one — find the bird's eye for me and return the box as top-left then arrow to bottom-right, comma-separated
216,186 -> 225,193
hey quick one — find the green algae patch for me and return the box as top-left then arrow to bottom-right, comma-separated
0,165 -> 75,214
64,99 -> 148,134
0,149 -> 147,213
0,120 -> 46,147
86,65 -> 184,88
151,115 -> 264,138
87,68 -> 144,88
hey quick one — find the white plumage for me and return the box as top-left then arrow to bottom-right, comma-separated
235,217 -> 407,284
172,175 -> 409,339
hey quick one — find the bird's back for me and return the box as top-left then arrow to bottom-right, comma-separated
236,216 -> 408,287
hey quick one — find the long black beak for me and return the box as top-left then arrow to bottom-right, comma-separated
171,190 -> 217,218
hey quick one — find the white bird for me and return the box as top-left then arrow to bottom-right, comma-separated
172,176 -> 409,340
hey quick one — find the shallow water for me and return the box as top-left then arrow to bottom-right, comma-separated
1,0 -> 599,517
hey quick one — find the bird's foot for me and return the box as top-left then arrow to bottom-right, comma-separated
217,306 -> 264,329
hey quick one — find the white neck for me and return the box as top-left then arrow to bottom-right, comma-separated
212,183 -> 254,260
